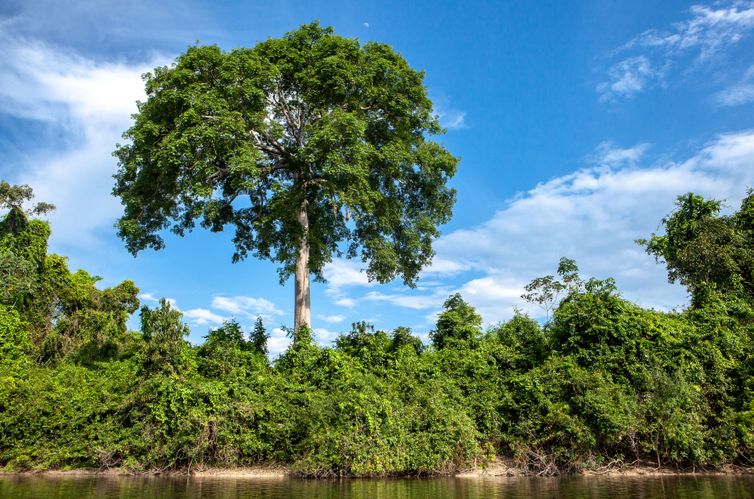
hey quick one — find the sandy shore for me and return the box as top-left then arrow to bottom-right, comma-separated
0,466 -> 289,478
3,460 -> 753,478
455,458 -> 754,478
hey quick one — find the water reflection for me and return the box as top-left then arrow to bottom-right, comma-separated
1,475 -> 753,498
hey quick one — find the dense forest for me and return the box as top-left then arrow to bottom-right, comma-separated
1,184 -> 753,476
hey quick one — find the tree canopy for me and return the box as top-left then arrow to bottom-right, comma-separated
640,191 -> 754,306
3,183 -> 754,475
113,22 -> 458,329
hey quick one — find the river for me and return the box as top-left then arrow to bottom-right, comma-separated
2,475 -> 754,498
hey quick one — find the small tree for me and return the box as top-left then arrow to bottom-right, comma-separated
140,299 -> 191,375
113,22 -> 458,332
200,319 -> 248,377
250,316 -> 269,356
390,326 -> 423,355
0,181 -> 55,217
430,293 -> 482,349
521,257 -> 582,319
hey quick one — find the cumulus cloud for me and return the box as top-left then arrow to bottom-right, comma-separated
129,138 -> 754,333
0,32 -> 168,250
322,258 -> 375,308
323,258 -> 372,288
211,295 -> 283,319
599,2 -> 754,101
333,297 -> 357,308
137,293 -> 178,309
319,134 -> 754,326
317,314 -> 346,324
432,131 -> 754,324
264,326 -> 343,357
458,276 -> 537,323
138,292 -> 158,303
267,327 -> 291,356
591,142 -> 650,167
183,308 -> 226,326
422,256 -> 472,277
314,327 -> 339,344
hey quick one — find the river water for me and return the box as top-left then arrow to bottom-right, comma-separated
1,475 -> 753,498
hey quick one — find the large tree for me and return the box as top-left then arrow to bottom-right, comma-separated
113,22 -> 458,331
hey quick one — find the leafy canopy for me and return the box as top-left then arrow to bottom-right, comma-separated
430,293 -> 483,349
640,191 -> 754,305
114,22 -> 458,285
0,181 -> 55,217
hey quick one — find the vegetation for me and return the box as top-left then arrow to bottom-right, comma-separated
112,22 -> 458,331
2,21 -> 754,475
1,185 -> 753,476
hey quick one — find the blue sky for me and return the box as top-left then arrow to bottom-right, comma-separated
2,0 -> 754,354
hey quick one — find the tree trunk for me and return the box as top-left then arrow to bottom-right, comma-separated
294,200 -> 311,333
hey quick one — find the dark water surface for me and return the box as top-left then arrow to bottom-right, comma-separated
1,475 -> 753,498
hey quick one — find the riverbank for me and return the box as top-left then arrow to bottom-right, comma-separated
0,466 -> 289,478
456,458 -> 754,478
3,460 -> 754,479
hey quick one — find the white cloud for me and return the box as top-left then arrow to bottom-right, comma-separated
598,56 -> 657,100
422,256 -> 471,277
714,64 -> 754,106
435,130 -> 754,324
627,3 -> 754,59
431,91 -> 467,131
317,314 -> 346,324
599,2 -> 754,101
458,276 -> 537,324
183,308 -> 226,325
323,258 -> 372,288
0,33 -> 169,249
363,290 -> 448,310
438,109 -> 466,130
314,327 -> 339,344
138,292 -> 158,303
137,293 -> 178,309
211,295 -> 283,319
334,297 -> 357,308
591,142 -> 650,167
323,258 -> 375,308
267,327 -> 291,356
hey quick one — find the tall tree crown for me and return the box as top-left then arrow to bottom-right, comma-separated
114,22 -> 458,285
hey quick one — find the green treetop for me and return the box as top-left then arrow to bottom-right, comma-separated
430,293 -> 482,349
113,22 -> 459,331
640,191 -> 754,306
250,316 -> 269,356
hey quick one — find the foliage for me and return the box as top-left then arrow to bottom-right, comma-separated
0,186 -> 139,364
0,181 -> 55,217
640,191 -> 754,306
3,183 -> 754,475
522,257 -> 582,318
249,316 -> 269,356
430,293 -> 483,349
112,21 -> 459,330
